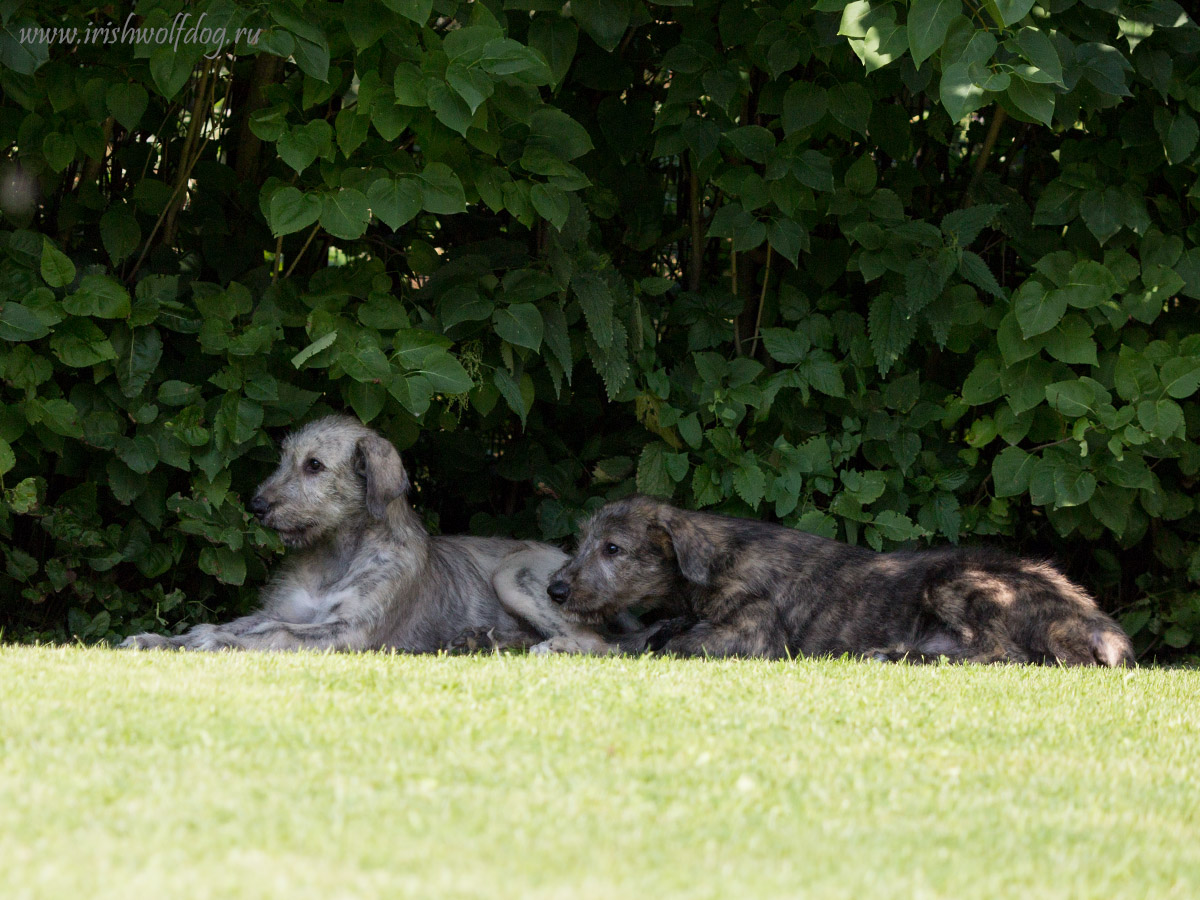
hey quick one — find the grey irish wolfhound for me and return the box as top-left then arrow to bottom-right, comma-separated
540,495 -> 1134,666
121,416 -> 626,653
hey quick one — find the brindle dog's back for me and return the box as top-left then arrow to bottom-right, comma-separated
548,496 -> 1133,666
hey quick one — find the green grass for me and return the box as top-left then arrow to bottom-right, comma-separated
1,647 -> 1198,899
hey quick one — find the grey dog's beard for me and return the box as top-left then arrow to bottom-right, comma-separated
272,521 -> 322,548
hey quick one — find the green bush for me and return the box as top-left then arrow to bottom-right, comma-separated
1,0 -> 1198,656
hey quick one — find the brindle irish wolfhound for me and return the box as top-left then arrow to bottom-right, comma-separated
121,416 -> 628,652
540,495 -> 1134,666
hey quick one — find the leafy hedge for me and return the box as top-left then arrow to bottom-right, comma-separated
1,0 -> 1198,656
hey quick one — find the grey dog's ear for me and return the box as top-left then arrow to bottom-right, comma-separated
653,508 -> 717,586
354,433 -> 410,518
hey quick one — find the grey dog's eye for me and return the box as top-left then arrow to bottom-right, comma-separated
306,458 -> 324,473
604,543 -> 621,556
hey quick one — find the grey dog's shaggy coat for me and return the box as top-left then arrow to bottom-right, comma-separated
122,416 -> 618,652
543,495 -> 1134,666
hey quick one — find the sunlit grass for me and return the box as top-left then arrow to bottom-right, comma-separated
1,646 -> 1197,899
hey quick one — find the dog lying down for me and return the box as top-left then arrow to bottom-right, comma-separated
540,495 -> 1134,666
121,416 -> 634,653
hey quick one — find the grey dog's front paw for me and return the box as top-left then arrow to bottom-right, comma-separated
119,633 -> 176,650
531,634 -> 619,656
182,628 -> 242,652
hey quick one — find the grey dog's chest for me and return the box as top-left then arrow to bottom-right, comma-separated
267,549 -> 397,623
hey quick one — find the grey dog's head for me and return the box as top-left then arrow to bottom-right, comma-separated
546,496 -> 718,622
248,415 -> 410,548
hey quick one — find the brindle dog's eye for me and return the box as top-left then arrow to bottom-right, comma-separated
306,458 -> 324,473
604,543 -> 621,556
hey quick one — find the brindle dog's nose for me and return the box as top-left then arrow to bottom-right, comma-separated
248,495 -> 271,519
547,580 -> 571,603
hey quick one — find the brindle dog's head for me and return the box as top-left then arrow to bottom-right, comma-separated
547,496 -> 718,622
248,415 -> 410,548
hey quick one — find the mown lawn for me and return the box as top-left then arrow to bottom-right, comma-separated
0,646 -> 1197,899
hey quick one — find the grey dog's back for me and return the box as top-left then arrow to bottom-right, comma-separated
376,534 -> 546,651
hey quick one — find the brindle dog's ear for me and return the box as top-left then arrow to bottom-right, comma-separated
354,434 -> 410,518
654,509 -> 717,586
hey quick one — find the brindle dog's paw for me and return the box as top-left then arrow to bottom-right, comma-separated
118,633 -> 176,650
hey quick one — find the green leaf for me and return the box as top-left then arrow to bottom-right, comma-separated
762,328 -> 807,365
320,189 -> 371,240
0,303 -> 51,342
636,443 -> 674,498
572,272 -> 614,349
1075,42 -> 1131,98
383,0 -> 432,23
907,0 -> 958,69
1163,113 -> 1198,166
1079,188 -> 1124,245
366,177 -> 422,232
1006,76 -> 1054,126
0,18 -> 50,74
291,331 -> 339,368
766,219 -> 805,266
268,187 -> 323,237
1040,315 -> 1097,366
440,289 -> 494,330
531,183 -> 570,231
1045,380 -> 1096,418
418,164 -> 467,214
34,398 -> 83,438
1137,398 -> 1185,440
571,0 -> 630,53
42,132 -> 75,172
845,155 -> 877,195
782,83 -> 827,135
493,304 -> 544,351
732,460 -> 766,509
0,438 -> 13,477
216,393 -> 264,447
1056,260 -> 1119,309
113,326 -> 164,398
868,294 -> 917,377
40,238 -> 75,289
528,16 -> 578,87
63,275 -> 131,319
990,0 -> 1035,26
116,434 -> 159,474
277,127 -> 319,174
493,369 -> 534,428
528,109 -> 594,162
428,82 -> 474,136
1159,358 -> 1200,400
992,446 -> 1033,497
99,207 -> 141,266
827,84 -> 870,134
939,61 -> 987,122
106,83 -> 149,131
959,251 -> 1003,298
963,357 -> 1002,405
1013,279 -> 1064,338
940,204 -> 1002,248
707,204 -> 765,252
199,547 -> 247,586
1053,465 -> 1096,508
1013,27 -> 1062,85
904,250 -> 956,315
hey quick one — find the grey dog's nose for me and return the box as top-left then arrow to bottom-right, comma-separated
547,580 -> 570,603
248,495 -> 271,519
